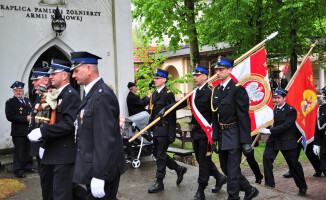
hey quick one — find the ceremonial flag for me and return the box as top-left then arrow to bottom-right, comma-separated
286,58 -> 318,149
211,47 -> 274,136
282,62 -> 289,73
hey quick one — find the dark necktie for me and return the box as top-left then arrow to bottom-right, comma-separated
20,98 -> 25,105
276,108 -> 281,114
219,85 -> 224,92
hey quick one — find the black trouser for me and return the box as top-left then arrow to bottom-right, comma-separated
246,149 -> 263,178
294,142 -> 321,173
193,137 -> 223,186
153,136 -> 179,180
39,163 -> 74,200
12,136 -> 33,173
86,176 -> 120,200
219,148 -> 251,200
320,147 -> 326,174
263,144 -> 307,189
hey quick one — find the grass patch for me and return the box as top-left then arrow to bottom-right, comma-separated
169,140 -> 310,168
0,178 -> 25,199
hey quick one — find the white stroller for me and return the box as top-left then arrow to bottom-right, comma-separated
123,111 -> 154,168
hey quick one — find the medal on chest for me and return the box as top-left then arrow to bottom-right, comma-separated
80,109 -> 84,125
74,119 -> 78,143
58,99 -> 62,106
19,107 -> 23,114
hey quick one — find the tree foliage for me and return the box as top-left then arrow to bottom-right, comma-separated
133,0 -> 326,76
198,0 -> 326,75
134,45 -> 193,97
132,0 -> 206,68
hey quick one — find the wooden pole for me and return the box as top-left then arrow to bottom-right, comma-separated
129,32 -> 279,142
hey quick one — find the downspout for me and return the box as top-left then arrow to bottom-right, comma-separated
112,0 -> 119,98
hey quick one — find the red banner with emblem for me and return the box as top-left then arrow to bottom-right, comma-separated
286,58 -> 318,148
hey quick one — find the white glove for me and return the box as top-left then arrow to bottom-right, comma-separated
260,128 -> 271,135
313,145 -> 320,155
39,147 -> 45,159
28,128 -> 42,142
90,177 -> 105,198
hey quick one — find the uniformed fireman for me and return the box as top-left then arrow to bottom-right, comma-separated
211,56 -> 259,200
314,87 -> 326,177
147,69 -> 187,193
261,88 -> 307,196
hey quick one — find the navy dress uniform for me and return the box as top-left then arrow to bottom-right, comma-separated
176,65 -> 227,200
5,81 -> 34,178
28,67 -> 51,169
148,69 -> 187,193
263,89 -> 307,196
28,59 -> 82,200
315,87 -> 326,176
126,82 -> 150,116
211,56 -> 258,200
70,52 -> 127,200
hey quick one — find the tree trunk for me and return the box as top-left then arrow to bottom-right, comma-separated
289,22 -> 298,77
185,0 -> 200,71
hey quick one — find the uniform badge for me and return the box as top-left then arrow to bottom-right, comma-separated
74,119 -> 78,143
80,109 -> 84,124
58,99 -> 62,106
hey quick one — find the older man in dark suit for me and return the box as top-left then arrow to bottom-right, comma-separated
71,51 -> 127,200
261,88 -> 307,196
5,81 -> 35,178
126,82 -> 150,116
28,59 -> 81,200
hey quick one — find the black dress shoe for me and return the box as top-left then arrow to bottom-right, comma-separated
244,187 -> 259,200
255,174 -> 263,184
148,180 -> 164,193
298,187 -> 307,196
15,171 -> 26,178
25,168 -> 38,173
313,171 -> 322,177
264,183 -> 275,188
176,166 -> 187,185
212,176 -> 226,193
283,171 -> 293,178
193,184 -> 206,200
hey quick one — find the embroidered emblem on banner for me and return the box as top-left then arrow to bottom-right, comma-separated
239,75 -> 270,111
301,89 -> 317,116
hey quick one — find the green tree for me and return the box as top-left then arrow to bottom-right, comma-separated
198,0 -> 326,76
132,25 -> 145,46
134,45 -> 193,97
132,0 -> 206,69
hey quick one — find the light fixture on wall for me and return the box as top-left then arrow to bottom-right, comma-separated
51,6 -> 66,36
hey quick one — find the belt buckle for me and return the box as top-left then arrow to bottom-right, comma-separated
220,124 -> 224,130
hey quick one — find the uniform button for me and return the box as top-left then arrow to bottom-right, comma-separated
78,149 -> 80,151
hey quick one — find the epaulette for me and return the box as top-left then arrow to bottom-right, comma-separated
235,83 -> 241,87
167,90 -> 171,93
208,84 -> 213,90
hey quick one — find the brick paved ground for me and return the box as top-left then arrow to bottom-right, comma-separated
241,161 -> 326,200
